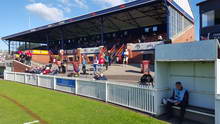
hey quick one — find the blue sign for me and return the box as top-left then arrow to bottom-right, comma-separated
56,79 -> 75,88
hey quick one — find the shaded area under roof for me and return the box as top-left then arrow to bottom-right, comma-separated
2,0 -> 193,43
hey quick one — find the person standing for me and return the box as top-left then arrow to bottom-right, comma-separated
98,55 -> 105,73
73,58 -> 80,77
104,53 -> 110,70
93,55 -> 99,74
82,55 -> 87,74
123,48 -> 129,66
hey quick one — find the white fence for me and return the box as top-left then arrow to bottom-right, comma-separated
4,71 -> 162,115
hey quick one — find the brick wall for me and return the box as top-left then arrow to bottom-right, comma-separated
129,51 -> 143,64
172,26 -> 195,43
32,55 -> 50,64
13,61 -> 31,72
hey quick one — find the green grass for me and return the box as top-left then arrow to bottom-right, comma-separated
0,80 -> 167,124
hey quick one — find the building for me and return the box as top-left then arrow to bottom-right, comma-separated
198,0 -> 220,40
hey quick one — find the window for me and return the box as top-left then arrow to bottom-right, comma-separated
144,27 -> 150,33
202,10 -> 215,27
215,9 -> 220,25
153,26 -> 158,32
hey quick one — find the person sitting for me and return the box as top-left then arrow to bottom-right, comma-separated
139,72 -> 153,86
94,73 -> 107,80
164,82 -> 189,124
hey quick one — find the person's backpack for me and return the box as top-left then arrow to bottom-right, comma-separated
140,74 -> 153,85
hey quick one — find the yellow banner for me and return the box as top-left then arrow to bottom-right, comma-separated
31,50 -> 49,55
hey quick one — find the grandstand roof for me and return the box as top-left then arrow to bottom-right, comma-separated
2,0 -> 194,43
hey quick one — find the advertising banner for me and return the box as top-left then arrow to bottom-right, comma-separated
129,41 -> 164,51
56,78 -> 75,88
81,47 -> 100,54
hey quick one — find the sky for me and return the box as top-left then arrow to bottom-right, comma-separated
0,0 -> 204,50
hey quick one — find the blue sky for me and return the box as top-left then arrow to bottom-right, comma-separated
0,0 -> 203,50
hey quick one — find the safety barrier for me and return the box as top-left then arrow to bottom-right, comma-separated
4,71 -> 160,115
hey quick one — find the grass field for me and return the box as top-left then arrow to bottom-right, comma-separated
0,80 -> 167,124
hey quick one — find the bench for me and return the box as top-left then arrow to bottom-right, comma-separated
172,105 -> 215,117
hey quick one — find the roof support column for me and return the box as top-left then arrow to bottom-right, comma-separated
60,29 -> 64,50
8,41 -> 11,54
28,42 -> 31,50
164,0 -> 170,40
46,33 -> 49,51
25,42 -> 27,50
100,16 -> 104,45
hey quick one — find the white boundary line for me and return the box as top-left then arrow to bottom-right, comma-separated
24,120 -> 39,124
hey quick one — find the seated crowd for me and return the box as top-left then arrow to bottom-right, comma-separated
15,50 -> 32,66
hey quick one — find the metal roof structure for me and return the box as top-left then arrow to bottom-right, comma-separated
2,0 -> 194,43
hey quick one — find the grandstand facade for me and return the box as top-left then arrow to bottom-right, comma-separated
2,0 -> 194,64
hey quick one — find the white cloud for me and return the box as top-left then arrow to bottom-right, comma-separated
92,0 -> 134,7
74,0 -> 88,9
26,3 -> 65,22
59,0 -> 69,5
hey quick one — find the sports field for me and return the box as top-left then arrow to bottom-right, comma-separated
0,80 -> 167,124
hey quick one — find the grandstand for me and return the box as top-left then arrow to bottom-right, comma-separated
1,0 -> 195,83
2,0 -> 194,62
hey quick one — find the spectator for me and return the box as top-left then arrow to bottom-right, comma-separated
57,60 -> 62,73
93,56 -> 99,74
94,73 -> 107,80
98,55 -> 105,72
82,55 -> 87,74
122,48 -> 129,65
163,82 -> 189,124
104,53 -> 110,70
73,59 -> 80,77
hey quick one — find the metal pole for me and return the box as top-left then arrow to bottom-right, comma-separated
8,41 -> 11,54
60,29 -> 64,50
46,33 -> 49,50
101,16 -> 104,45
28,42 -> 31,50
25,42 -> 27,50
164,0 -> 170,40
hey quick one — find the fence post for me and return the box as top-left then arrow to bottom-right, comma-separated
105,81 -> 108,102
14,72 -> 16,81
24,73 -> 27,84
3,71 -> 6,80
53,76 -> 56,90
75,79 -> 78,95
37,75 -> 40,86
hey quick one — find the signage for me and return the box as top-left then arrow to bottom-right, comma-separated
210,32 -> 220,39
129,41 -> 164,51
56,78 -> 75,88
31,50 -> 49,55
81,47 -> 100,54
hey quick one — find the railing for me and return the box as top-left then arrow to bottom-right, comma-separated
4,71 -> 161,115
